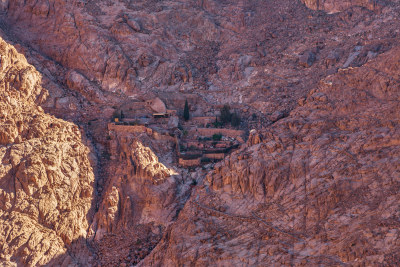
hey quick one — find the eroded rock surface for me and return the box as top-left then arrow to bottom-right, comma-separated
89,128 -> 190,266
141,45 -> 400,266
0,37 -> 95,265
0,0 -> 399,266
301,0 -> 386,13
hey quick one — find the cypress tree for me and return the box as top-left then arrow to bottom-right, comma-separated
184,99 -> 190,121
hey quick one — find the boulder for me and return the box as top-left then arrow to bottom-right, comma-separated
299,51 -> 316,68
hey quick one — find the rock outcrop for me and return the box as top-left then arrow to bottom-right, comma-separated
301,0 -> 385,13
89,129 -> 186,266
0,36 -> 94,265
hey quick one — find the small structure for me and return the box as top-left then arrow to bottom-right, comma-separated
147,97 -> 167,113
153,113 -> 170,118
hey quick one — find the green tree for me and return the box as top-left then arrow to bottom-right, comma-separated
184,99 -> 190,121
212,133 -> 222,141
231,112 -> 241,127
220,104 -> 231,124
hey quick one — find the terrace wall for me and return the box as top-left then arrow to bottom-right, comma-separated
108,123 -> 176,142
189,128 -> 244,139
108,123 -> 152,134
190,117 -> 215,126
204,153 -> 225,160
179,157 -> 201,167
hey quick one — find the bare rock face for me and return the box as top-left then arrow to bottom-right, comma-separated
0,0 -> 400,266
0,37 -> 94,265
301,0 -> 385,13
141,44 -> 400,266
247,129 -> 263,146
89,130 -> 183,266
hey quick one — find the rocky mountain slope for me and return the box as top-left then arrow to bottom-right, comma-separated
0,0 -> 399,266
141,41 -> 400,267
0,36 -> 94,266
4,0 -> 399,118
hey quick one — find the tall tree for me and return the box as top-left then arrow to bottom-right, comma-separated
231,112 -> 241,127
184,99 -> 190,121
220,104 -> 231,124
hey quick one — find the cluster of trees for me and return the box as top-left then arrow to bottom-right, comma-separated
184,100 -> 241,127
219,104 -> 241,127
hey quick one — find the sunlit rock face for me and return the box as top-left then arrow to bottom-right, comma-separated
0,37 -> 95,266
301,0 -> 385,13
88,129 -> 186,266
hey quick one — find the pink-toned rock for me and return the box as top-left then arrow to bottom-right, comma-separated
0,37 -> 95,266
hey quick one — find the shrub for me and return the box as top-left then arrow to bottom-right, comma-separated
102,151 -> 111,160
213,117 -> 223,128
201,157 -> 211,163
112,110 -> 120,121
212,133 -> 222,141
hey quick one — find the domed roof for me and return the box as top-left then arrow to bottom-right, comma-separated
149,97 -> 167,113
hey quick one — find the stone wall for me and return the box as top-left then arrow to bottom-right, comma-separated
204,153 -> 225,160
179,157 -> 201,167
108,123 -> 153,135
108,123 -> 176,143
190,117 -> 215,126
189,128 -> 245,139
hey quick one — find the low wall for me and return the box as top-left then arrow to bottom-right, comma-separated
186,141 -> 205,149
190,117 -> 215,126
109,123 -> 175,143
204,153 -> 225,160
179,157 -> 201,167
189,128 -> 244,139
108,123 -> 152,134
